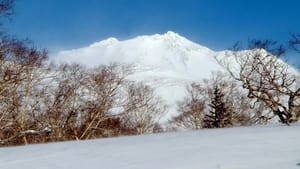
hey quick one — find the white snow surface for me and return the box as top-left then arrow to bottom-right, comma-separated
1,124 -> 300,169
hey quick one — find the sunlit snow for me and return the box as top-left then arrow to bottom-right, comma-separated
1,124 -> 299,169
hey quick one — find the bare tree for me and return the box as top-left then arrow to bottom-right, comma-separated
0,0 -> 53,145
38,63 -> 88,141
169,83 -> 206,130
0,37 -> 49,145
217,40 -> 300,124
78,63 -> 131,139
121,82 -> 167,135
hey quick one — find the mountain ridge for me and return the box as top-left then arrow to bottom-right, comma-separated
52,31 -> 230,119
53,31 -> 221,79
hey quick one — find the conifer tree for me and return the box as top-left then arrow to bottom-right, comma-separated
203,85 -> 232,128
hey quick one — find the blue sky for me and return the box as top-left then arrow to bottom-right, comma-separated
5,0 -> 300,53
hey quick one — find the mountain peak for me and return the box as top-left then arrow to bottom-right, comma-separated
159,31 -> 186,44
132,31 -> 184,42
54,31 -> 218,75
163,31 -> 181,38
90,37 -> 119,47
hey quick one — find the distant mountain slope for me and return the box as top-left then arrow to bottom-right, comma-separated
1,124 -> 300,169
53,31 -> 227,119
53,31 -> 223,79
52,32 -> 297,121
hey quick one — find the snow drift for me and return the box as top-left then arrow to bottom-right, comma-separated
1,124 -> 299,169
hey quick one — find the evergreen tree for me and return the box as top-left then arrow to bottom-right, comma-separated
203,85 -> 232,128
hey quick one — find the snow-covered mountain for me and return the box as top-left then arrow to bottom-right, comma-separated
53,31 -> 223,79
53,31 -> 225,119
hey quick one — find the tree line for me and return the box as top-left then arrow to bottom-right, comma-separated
1,0 -> 300,146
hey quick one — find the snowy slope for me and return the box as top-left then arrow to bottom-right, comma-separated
1,124 -> 300,169
53,31 -> 221,79
52,31 -> 224,118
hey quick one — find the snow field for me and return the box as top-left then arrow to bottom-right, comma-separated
1,124 -> 299,169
